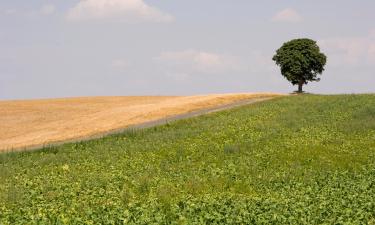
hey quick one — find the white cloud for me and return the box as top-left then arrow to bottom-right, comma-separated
272,8 -> 302,23
319,30 -> 375,67
111,59 -> 131,69
155,50 -> 243,74
40,4 -> 56,15
66,0 -> 173,23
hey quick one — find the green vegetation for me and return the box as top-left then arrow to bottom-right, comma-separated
273,38 -> 327,93
1,94 -> 375,224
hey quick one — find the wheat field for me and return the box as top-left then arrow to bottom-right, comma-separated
0,93 -> 281,151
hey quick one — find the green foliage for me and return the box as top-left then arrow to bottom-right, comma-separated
1,94 -> 375,224
273,38 -> 327,92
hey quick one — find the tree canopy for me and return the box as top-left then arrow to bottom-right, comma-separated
272,38 -> 327,93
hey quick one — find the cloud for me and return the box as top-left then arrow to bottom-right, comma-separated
66,0 -> 173,23
40,4 -> 56,15
272,8 -> 302,23
155,50 -> 243,74
319,31 -> 375,67
110,59 -> 131,70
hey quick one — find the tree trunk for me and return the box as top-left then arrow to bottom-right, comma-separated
297,80 -> 304,93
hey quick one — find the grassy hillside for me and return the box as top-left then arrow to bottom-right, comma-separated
1,94 -> 375,224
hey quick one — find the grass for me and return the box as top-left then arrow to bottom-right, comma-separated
0,94 -> 375,224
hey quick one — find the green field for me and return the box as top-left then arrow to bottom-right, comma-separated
1,94 -> 375,224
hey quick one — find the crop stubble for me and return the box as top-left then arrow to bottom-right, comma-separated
0,93 -> 280,151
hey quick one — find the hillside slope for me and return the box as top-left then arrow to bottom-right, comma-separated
0,93 -> 279,151
1,94 -> 374,224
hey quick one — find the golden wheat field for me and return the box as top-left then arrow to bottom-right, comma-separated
0,93 -> 282,151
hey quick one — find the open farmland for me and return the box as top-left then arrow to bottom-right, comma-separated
1,94 -> 375,224
0,93 -> 279,151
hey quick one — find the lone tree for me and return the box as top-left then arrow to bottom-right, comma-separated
272,38 -> 327,93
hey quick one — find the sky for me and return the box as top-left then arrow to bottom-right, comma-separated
1,0 -> 375,99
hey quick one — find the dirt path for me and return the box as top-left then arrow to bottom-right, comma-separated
0,93 -> 283,152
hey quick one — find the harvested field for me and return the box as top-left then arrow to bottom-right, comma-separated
0,93 -> 281,151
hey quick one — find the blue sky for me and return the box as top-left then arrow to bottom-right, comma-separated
1,0 -> 374,99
